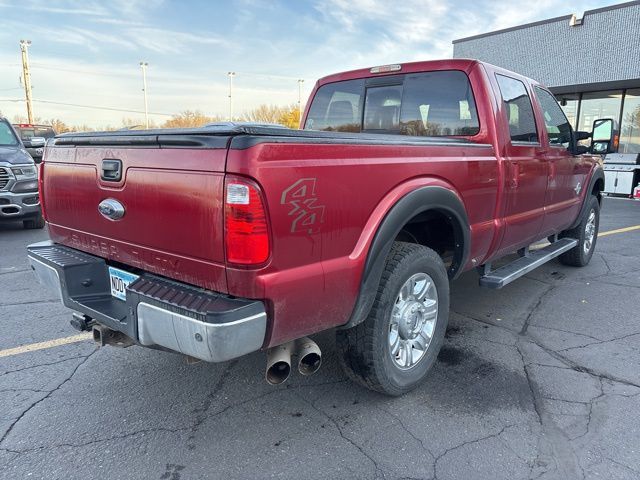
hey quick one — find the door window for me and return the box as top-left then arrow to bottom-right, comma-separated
535,87 -> 573,148
496,75 -> 538,143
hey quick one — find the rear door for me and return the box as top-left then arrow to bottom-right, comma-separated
532,87 -> 589,234
493,74 -> 548,254
43,133 -> 230,293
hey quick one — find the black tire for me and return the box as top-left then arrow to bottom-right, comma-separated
336,242 -> 449,396
23,214 -> 45,230
558,195 -> 600,267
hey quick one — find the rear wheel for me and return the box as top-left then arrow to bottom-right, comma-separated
558,195 -> 600,267
23,214 -> 45,230
336,242 -> 449,396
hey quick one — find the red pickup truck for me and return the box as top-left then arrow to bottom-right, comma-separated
28,59 -> 612,396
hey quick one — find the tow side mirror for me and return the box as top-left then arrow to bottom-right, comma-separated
590,118 -> 618,154
29,137 -> 46,148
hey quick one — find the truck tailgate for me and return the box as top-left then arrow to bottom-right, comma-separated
42,136 -> 229,293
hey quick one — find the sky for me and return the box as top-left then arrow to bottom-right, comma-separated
0,0 -> 625,127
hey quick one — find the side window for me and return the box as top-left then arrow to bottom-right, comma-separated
496,74 -> 538,143
535,87 -> 573,148
304,79 -> 364,132
397,71 -> 480,136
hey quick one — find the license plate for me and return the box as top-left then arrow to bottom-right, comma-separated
108,266 -> 139,301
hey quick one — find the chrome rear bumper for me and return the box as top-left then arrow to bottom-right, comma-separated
27,241 -> 266,362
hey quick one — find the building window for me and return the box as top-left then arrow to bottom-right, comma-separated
495,74 -> 538,143
620,89 -> 640,154
577,91 -> 623,132
557,94 -> 579,129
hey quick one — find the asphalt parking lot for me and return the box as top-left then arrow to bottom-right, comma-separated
0,198 -> 639,480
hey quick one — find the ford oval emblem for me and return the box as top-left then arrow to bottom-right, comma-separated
98,198 -> 125,221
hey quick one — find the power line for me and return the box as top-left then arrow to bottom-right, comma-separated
34,99 -> 174,116
28,62 -> 311,83
0,97 -> 173,116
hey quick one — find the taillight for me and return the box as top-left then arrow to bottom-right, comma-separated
224,177 -> 270,265
37,162 -> 47,221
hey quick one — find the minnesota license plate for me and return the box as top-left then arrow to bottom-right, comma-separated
108,266 -> 139,301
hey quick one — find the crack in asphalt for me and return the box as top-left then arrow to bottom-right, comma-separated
516,341 -> 585,480
455,272 -> 640,479
525,334 -> 640,390
294,391 -> 385,480
556,332 -> 640,352
0,268 -> 30,276
0,299 -> 60,308
526,324 -> 602,342
603,456 -> 640,475
592,279 -> 640,290
0,387 -> 49,394
187,359 -> 238,449
0,349 -> 96,447
377,405 -> 436,465
0,355 -> 91,377
570,378 -> 605,442
520,284 -> 555,335
432,424 -> 516,480
0,426 -> 190,456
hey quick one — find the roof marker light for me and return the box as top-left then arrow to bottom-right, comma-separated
370,64 -> 402,74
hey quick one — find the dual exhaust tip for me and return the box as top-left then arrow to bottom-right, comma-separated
266,337 -> 322,385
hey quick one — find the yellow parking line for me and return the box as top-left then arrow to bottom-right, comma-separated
598,225 -> 640,237
0,332 -> 92,358
531,224 -> 640,250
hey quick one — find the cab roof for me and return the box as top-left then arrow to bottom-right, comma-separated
315,58 -> 540,89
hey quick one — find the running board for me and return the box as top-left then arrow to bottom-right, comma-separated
479,238 -> 578,289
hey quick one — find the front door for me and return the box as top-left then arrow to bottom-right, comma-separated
533,87 -> 589,235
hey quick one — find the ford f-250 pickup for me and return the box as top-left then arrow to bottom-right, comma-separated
28,59 -> 613,396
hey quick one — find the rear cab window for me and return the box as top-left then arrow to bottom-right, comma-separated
13,125 -> 56,141
305,70 -> 480,137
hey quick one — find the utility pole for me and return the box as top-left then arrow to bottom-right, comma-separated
297,79 -> 304,128
19,40 -> 34,124
227,71 -> 235,122
139,62 -> 149,129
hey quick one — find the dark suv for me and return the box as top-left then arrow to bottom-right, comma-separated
12,124 -> 56,163
0,118 -> 44,229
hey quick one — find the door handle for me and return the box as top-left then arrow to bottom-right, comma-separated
101,159 -> 122,182
548,161 -> 557,181
511,163 -> 519,188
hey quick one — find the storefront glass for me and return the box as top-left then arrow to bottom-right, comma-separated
577,91 -> 623,133
558,94 -> 579,129
620,89 -> 640,154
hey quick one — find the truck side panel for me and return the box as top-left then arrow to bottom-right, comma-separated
226,141 -> 498,346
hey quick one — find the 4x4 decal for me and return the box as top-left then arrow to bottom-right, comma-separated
280,178 -> 325,234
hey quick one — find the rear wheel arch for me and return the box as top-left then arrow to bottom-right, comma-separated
343,186 -> 470,329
